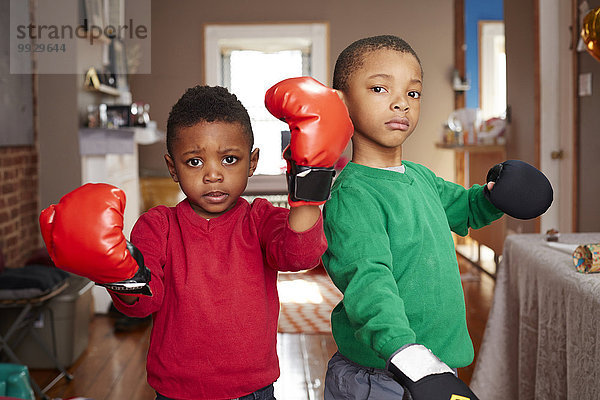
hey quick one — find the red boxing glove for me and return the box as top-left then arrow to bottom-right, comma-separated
39,183 -> 151,295
265,76 -> 353,206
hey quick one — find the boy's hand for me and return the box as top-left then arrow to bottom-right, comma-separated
484,159 -> 553,219
265,76 -> 353,206
39,183 -> 151,296
387,344 -> 479,400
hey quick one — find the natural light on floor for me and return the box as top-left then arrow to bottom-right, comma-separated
278,279 -> 324,304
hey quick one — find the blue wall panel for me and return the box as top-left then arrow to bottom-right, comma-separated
464,0 -> 503,109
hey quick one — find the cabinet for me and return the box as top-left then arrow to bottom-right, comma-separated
437,143 -> 507,258
79,128 -> 138,237
79,127 -> 162,313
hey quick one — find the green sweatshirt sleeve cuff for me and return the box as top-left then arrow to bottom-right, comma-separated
469,184 -> 504,227
379,335 -> 417,362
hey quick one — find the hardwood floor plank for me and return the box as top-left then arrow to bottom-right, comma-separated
31,316 -> 117,397
300,334 -> 335,400
103,328 -> 152,400
63,328 -> 147,398
130,371 -> 157,400
274,333 -> 309,400
457,254 -> 495,385
99,331 -> 151,398
30,316 -> 154,400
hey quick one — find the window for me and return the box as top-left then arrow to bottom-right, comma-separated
227,49 -> 303,175
204,23 -> 328,177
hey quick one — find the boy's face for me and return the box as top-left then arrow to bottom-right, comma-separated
339,49 -> 422,165
165,121 -> 259,219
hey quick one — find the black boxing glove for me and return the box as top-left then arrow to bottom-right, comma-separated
387,344 -> 479,400
97,241 -> 152,296
483,159 -> 553,220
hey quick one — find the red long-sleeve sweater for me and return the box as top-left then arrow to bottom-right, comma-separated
110,197 -> 326,399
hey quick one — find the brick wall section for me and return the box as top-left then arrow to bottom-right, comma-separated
0,146 -> 39,269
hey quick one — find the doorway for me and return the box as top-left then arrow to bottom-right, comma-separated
479,21 -> 506,121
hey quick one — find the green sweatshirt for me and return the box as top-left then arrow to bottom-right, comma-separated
322,161 -> 503,369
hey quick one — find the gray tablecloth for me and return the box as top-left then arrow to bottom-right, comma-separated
470,232 -> 600,400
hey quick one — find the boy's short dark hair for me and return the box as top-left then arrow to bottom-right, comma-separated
166,85 -> 254,156
333,35 -> 423,92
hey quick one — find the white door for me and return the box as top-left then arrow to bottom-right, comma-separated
538,0 -> 574,232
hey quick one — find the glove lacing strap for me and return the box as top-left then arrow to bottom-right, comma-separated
97,241 -> 152,296
287,164 -> 336,203
284,145 -> 336,203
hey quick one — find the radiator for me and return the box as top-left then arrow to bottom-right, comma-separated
242,194 -> 290,209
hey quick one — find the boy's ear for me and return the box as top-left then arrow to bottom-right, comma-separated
248,148 -> 260,177
335,89 -> 347,106
164,154 -> 179,182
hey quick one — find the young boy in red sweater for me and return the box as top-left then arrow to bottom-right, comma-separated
40,80 -> 353,399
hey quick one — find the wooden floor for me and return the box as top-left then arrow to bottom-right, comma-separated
29,255 -> 494,400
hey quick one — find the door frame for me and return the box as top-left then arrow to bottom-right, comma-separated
538,0 -> 576,233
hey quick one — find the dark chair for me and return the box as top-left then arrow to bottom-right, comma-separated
0,264 -> 73,400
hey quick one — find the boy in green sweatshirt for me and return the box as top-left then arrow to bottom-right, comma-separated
321,35 -> 502,400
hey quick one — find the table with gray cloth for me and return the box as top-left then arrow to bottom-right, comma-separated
470,232 -> 600,400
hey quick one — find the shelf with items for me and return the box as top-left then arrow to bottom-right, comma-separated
435,142 -> 506,153
442,110 -> 507,148
79,126 -> 163,148
83,83 -> 121,96
83,67 -> 121,96
84,102 -> 154,131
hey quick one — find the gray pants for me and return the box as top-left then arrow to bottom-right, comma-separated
324,352 -> 459,400
324,352 -> 410,400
